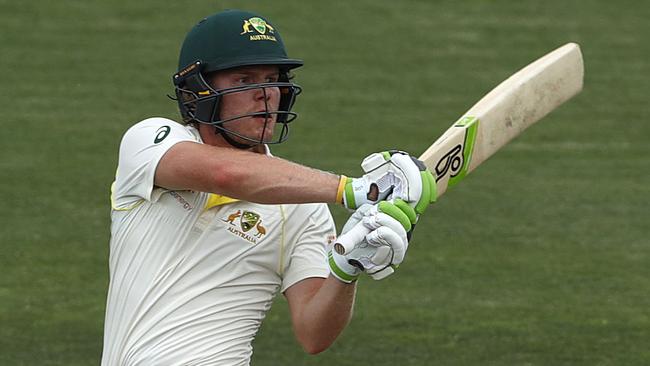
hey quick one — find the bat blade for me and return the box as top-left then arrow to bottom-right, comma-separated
419,42 -> 584,199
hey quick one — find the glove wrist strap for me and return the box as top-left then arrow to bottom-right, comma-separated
328,251 -> 359,283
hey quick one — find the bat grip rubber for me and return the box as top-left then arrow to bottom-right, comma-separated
333,221 -> 371,255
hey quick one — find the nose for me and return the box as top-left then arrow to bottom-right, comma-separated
254,85 -> 279,103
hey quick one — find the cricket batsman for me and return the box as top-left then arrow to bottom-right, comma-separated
101,9 -> 436,365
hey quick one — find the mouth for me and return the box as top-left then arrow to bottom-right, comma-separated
252,111 -> 274,122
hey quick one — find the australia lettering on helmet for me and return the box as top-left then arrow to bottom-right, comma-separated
240,17 -> 277,42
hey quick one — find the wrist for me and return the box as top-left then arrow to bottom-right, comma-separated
335,175 -> 348,204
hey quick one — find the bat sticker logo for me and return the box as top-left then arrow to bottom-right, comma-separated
435,144 -> 463,180
434,117 -> 479,188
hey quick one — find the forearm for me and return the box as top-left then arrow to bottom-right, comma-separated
292,276 -> 357,354
156,142 -> 343,204
219,153 -> 342,204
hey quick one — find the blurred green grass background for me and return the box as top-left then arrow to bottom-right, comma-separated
1,0 -> 648,365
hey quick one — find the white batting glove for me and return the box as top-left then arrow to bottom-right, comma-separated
329,203 -> 411,283
328,205 -> 372,283
342,151 -> 437,215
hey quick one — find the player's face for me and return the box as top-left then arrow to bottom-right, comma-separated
209,65 -> 281,146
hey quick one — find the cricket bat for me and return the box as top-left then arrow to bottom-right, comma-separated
335,42 -> 584,258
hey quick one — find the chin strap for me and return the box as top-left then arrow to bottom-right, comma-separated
214,126 -> 257,150
212,113 -> 272,150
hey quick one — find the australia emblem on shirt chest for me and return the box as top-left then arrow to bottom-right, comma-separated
222,210 -> 267,244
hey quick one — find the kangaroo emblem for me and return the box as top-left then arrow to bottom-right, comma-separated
223,210 -> 241,225
254,220 -> 266,238
240,20 -> 253,34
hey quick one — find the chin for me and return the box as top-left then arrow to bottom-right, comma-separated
237,132 -> 273,144
259,129 -> 275,141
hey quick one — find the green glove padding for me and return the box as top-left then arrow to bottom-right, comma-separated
414,169 -> 437,215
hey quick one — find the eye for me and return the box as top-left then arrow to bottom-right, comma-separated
266,74 -> 279,83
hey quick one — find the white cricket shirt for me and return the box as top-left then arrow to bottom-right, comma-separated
101,118 -> 335,366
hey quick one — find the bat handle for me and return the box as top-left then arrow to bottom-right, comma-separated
333,221 -> 371,255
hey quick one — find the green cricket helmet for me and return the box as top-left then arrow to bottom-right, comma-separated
173,9 -> 303,148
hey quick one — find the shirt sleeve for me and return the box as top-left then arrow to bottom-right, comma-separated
281,203 -> 337,293
112,118 -> 198,209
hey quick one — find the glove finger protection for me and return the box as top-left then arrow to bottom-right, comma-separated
364,225 -> 407,267
341,151 -> 437,214
389,152 -> 437,215
341,204 -> 373,234
329,201 -> 411,283
334,200 -> 413,256
361,208 -> 409,265
328,204 -> 375,283
386,152 -> 422,204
